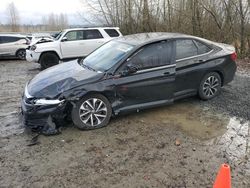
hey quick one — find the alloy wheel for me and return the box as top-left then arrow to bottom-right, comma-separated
79,98 -> 108,127
202,76 -> 219,97
17,50 -> 26,60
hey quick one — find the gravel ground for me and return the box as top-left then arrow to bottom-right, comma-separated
202,73 -> 250,121
203,58 -> 250,121
0,60 -> 249,188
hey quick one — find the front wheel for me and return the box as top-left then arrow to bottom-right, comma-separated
198,72 -> 222,100
40,52 -> 59,70
71,94 -> 112,130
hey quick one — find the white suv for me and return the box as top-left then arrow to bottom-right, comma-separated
26,27 -> 122,69
0,34 -> 30,60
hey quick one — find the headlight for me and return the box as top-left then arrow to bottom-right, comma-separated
30,45 -> 36,51
34,99 -> 64,106
25,84 -> 33,98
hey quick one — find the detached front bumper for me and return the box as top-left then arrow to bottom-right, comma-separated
21,95 -> 67,132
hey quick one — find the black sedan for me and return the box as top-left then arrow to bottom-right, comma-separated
21,33 -> 237,134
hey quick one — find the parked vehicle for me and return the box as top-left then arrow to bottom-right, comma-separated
21,32 -> 237,134
26,33 -> 54,46
26,27 -> 122,69
0,34 -> 30,60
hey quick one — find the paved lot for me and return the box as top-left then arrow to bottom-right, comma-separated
0,60 -> 249,187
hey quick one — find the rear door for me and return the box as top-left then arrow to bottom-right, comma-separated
113,40 -> 176,111
175,39 -> 213,94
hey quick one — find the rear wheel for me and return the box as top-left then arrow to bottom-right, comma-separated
40,52 -> 59,70
71,94 -> 112,130
16,49 -> 26,60
199,72 -> 222,100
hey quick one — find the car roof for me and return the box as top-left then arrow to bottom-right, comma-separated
27,33 -> 51,37
115,32 -> 213,46
0,33 -> 27,38
63,27 -> 120,33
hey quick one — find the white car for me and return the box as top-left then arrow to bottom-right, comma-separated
26,33 -> 54,46
26,27 -> 122,69
0,34 -> 30,60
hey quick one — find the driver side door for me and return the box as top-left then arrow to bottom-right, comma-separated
60,30 -> 84,58
112,40 -> 176,113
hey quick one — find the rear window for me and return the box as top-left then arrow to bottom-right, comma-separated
104,29 -> 120,37
194,40 -> 212,54
176,39 -> 198,60
176,39 -> 212,60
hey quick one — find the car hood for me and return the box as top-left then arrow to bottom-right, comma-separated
35,40 -> 59,51
30,37 -> 54,46
27,59 -> 102,98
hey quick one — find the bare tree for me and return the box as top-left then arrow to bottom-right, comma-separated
58,13 -> 68,30
81,0 -> 250,57
6,2 -> 20,32
41,13 -> 69,31
237,0 -> 249,55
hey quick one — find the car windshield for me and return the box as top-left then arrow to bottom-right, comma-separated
54,31 -> 63,40
82,40 -> 134,72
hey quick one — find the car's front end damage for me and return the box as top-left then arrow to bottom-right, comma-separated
21,59 -> 103,135
21,84 -> 68,135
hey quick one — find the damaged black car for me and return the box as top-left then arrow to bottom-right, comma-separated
21,33 -> 237,134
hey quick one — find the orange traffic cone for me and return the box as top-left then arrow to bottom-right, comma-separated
213,164 -> 231,188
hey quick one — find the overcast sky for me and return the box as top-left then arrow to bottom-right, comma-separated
0,0 -> 86,25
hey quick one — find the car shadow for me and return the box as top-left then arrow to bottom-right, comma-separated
0,57 -> 20,61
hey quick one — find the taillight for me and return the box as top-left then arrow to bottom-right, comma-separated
230,52 -> 237,61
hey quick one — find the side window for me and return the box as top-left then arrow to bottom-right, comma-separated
176,39 -> 198,60
127,41 -> 172,71
65,31 -> 83,41
1,36 -> 17,43
194,40 -> 212,54
12,37 -> 24,42
12,37 -> 20,42
84,29 -> 103,40
104,29 -> 120,37
1,37 -> 7,43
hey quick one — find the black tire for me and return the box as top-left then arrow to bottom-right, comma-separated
71,94 -> 112,130
39,52 -> 59,70
198,72 -> 222,100
16,49 -> 26,60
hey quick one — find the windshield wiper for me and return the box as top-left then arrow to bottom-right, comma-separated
82,63 -> 96,72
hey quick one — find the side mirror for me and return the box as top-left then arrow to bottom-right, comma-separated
61,37 -> 68,42
127,64 -> 138,74
120,64 -> 138,76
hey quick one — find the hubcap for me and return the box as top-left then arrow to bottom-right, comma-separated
79,98 -> 107,127
203,76 -> 219,97
18,50 -> 25,59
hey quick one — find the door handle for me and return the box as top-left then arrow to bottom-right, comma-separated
198,59 -> 205,63
163,72 -> 170,75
